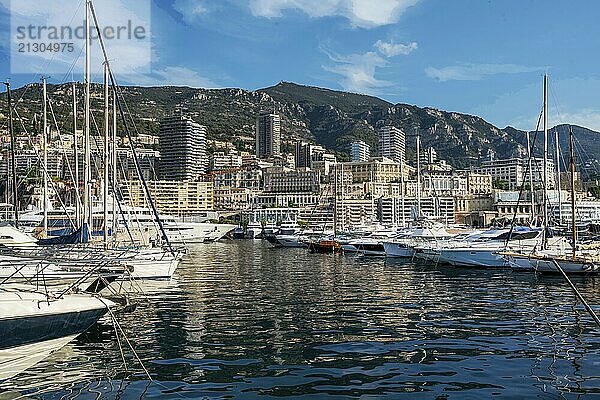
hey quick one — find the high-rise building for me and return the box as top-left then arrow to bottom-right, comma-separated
351,141 -> 370,162
295,141 -> 334,168
295,141 -> 312,168
256,111 -> 281,159
378,126 -> 405,164
420,147 -> 438,165
159,115 -> 207,180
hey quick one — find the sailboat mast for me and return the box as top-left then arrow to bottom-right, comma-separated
400,142 -> 406,227
72,82 -> 80,227
526,130 -> 535,223
4,82 -> 18,227
83,0 -> 92,234
42,77 -> 48,237
340,163 -> 345,233
569,125 -> 577,259
103,62 -> 109,246
112,91 -> 117,236
333,163 -> 337,235
370,169 -> 374,225
542,74 -> 548,249
416,126 -> 421,219
554,128 -> 562,224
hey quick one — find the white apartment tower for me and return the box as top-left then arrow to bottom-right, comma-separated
256,111 -> 281,159
351,141 -> 370,162
378,126 -> 405,164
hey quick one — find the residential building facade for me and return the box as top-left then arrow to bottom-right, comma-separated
159,116 -> 207,180
350,140 -> 370,162
378,126 -> 405,164
256,111 -> 281,159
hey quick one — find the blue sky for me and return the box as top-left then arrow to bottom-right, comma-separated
2,0 -> 600,131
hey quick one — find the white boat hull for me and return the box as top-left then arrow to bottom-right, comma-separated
0,334 -> 77,381
531,258 -> 599,274
436,248 -> 509,268
383,242 -> 415,258
0,289 -> 112,380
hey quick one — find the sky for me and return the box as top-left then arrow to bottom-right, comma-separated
1,0 -> 600,131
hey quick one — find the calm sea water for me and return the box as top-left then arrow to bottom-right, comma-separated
2,241 -> 600,399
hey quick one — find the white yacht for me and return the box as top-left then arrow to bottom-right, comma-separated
18,205 -> 236,245
341,228 -> 399,257
0,225 -> 179,281
264,219 -> 308,248
383,225 -> 456,258
416,227 -> 539,268
0,285 -> 114,380
245,220 -> 263,239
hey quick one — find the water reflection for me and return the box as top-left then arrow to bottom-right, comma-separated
1,240 -> 599,398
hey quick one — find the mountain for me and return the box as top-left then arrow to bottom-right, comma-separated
1,81 -> 599,172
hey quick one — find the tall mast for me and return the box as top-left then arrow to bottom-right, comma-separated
416,126 -> 421,219
542,74 -> 548,249
84,0 -> 92,234
526,130 -> 535,224
72,82 -> 80,227
569,125 -> 577,259
340,163 -> 344,233
103,62 -> 109,246
112,91 -> 117,236
554,128 -> 562,224
42,77 -> 48,237
400,137 -> 406,227
3,82 -> 18,227
333,163 -> 337,235
370,169 -> 374,225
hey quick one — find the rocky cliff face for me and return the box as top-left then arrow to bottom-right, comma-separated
2,81 -> 598,171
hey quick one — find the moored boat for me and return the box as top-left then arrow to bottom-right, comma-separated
0,285 -> 114,380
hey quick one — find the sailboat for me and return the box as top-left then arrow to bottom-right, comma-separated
503,76 -> 600,274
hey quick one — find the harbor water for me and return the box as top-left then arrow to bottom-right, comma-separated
2,240 -> 600,399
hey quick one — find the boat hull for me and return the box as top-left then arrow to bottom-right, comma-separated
0,334 -> 78,381
383,242 -> 415,258
531,258 -> 599,274
0,291 -> 111,380
436,248 -> 509,268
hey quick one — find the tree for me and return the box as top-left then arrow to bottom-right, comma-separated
493,178 -> 508,190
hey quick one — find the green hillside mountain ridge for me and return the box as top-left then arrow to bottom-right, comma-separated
1,81 -> 599,171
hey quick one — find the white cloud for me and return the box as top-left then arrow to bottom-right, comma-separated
7,0 -> 152,75
123,66 -> 219,88
173,0 -> 210,24
374,40 -> 417,57
468,77 -> 600,132
505,109 -> 600,134
538,109 -> 600,133
249,0 -> 419,28
322,49 -> 389,94
425,63 -> 543,82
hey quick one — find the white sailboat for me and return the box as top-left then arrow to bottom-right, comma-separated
504,76 -> 600,274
